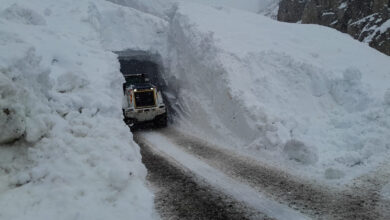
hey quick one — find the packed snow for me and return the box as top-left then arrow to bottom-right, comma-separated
0,0 -> 159,219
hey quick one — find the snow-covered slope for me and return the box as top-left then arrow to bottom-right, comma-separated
164,2 -> 390,184
0,0 -> 159,219
180,0 -> 280,17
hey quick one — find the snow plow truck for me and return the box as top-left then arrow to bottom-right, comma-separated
122,73 -> 167,128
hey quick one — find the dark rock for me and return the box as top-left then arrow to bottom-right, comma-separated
278,0 -> 390,56
301,0 -> 321,24
277,0 -> 307,22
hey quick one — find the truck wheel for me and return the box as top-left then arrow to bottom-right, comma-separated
124,117 -> 137,129
154,113 -> 167,128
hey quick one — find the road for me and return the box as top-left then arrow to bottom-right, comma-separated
133,128 -> 390,220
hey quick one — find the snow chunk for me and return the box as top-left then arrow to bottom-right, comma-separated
384,89 -> 390,106
283,139 -> 318,165
24,115 -> 51,143
0,4 -> 46,25
108,167 -> 131,191
382,183 -> 390,200
56,72 -> 89,93
0,105 -> 25,144
0,48 -> 52,144
0,31 -> 23,45
329,67 -> 370,112
324,168 -> 345,180
0,75 -> 24,143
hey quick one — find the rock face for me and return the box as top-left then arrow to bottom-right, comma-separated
277,0 -> 390,56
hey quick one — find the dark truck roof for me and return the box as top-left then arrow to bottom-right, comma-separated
128,82 -> 154,90
123,74 -> 156,92
124,73 -> 146,79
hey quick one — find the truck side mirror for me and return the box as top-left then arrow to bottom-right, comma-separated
122,83 -> 126,95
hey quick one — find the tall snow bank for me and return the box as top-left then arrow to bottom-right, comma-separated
0,0 -> 156,219
87,0 -> 168,52
165,2 -> 390,184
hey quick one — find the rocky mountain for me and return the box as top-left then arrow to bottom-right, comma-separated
277,0 -> 390,56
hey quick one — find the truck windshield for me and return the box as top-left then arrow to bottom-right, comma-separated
125,75 -> 148,84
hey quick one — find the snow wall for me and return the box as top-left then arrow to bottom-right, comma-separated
0,0 -> 165,219
162,2 -> 390,184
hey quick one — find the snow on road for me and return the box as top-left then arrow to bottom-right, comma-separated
138,130 -> 311,220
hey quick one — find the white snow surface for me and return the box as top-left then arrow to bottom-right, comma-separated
163,2 -> 390,185
0,0 -> 159,219
179,0 -> 280,17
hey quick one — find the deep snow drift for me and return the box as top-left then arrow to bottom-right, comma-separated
163,1 -> 390,185
0,0 -> 160,219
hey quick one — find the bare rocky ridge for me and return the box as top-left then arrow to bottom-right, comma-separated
278,0 -> 390,55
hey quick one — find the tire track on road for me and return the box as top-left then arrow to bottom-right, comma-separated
134,133 -> 272,220
159,128 -> 387,220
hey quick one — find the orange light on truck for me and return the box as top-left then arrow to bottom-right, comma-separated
128,89 -> 133,103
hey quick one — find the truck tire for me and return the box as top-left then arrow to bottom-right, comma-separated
124,117 -> 137,129
154,113 -> 167,128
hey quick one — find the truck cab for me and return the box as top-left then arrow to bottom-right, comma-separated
122,74 -> 167,128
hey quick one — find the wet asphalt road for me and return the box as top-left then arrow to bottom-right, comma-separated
159,129 -> 388,220
134,128 -> 390,220
134,133 -> 272,220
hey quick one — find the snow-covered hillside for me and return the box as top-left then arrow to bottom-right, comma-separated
164,2 -> 390,185
0,0 -> 160,219
181,0 -> 280,18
